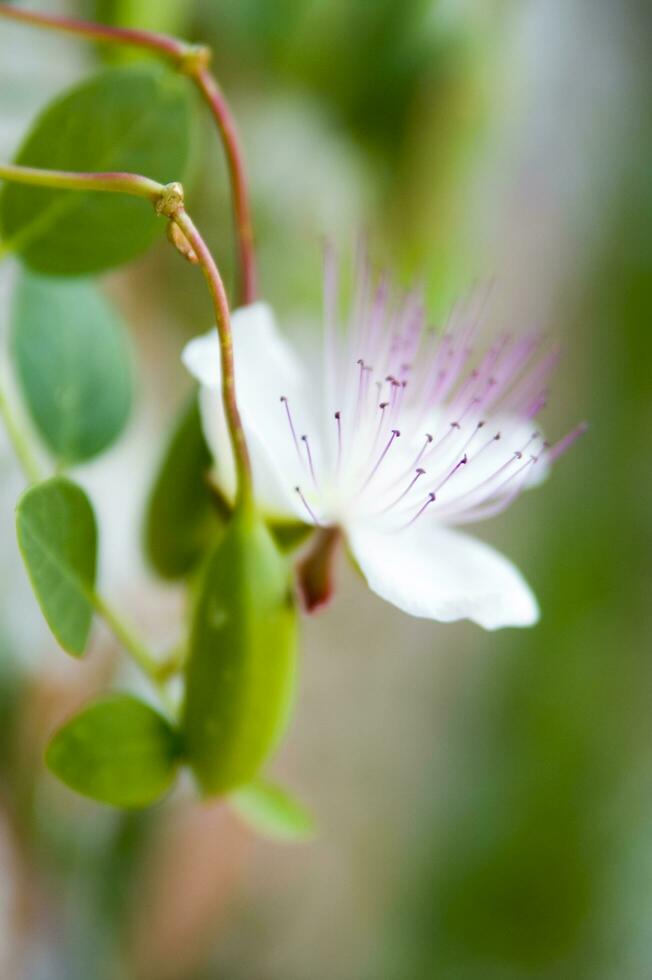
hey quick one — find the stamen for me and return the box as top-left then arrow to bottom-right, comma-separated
412,433 -> 434,469
301,434 -> 318,488
525,389 -> 548,419
295,486 -> 321,526
383,468 -> 426,513
354,359 -> 373,427
434,433 -> 543,517
546,422 -> 588,463
334,411 -> 342,474
458,419 -> 487,456
371,401 -> 389,453
433,454 -> 468,493
280,396 -> 301,460
450,457 -> 538,524
403,492 -> 436,528
363,429 -> 401,490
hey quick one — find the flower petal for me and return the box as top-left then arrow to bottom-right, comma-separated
347,521 -> 539,629
182,303 -> 311,519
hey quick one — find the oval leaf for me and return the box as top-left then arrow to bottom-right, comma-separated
0,64 -> 194,275
182,512 -> 298,796
12,272 -> 133,464
16,477 -> 97,657
46,694 -> 181,807
144,394 -> 224,580
231,779 -> 316,842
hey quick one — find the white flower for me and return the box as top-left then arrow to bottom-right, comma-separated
182,259 -> 584,630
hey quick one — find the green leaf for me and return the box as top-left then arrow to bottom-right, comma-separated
0,64 -> 194,275
46,693 -> 181,807
231,779 -> 316,842
12,272 -> 133,465
144,394 -> 224,579
182,511 -> 298,796
16,477 -> 97,657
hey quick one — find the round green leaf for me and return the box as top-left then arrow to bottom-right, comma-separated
0,64 -> 194,275
16,477 -> 97,657
231,780 -> 316,842
182,512 -> 298,796
12,273 -> 133,465
46,694 -> 181,807
144,394 -> 223,579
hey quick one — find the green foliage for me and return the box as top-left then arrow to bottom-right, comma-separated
46,694 -> 181,807
144,394 -> 223,579
12,272 -> 133,465
16,478 -> 97,657
182,511 -> 298,796
231,779 -> 316,842
0,64 -> 194,275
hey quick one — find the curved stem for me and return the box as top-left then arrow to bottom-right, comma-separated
0,4 -> 185,61
0,383 -> 172,704
172,207 -> 254,510
0,163 -> 254,507
92,593 -> 174,711
0,163 -> 162,200
0,384 -> 43,484
193,66 -> 256,303
0,3 -> 258,304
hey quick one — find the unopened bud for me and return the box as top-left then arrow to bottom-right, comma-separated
167,220 -> 198,264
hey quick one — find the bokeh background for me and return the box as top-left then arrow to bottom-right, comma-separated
1,0 -> 651,977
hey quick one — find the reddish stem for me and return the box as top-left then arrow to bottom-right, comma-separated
0,4 -> 184,58
0,3 -> 257,305
193,66 -> 257,304
172,208 -> 253,509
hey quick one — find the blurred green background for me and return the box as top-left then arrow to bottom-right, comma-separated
1,0 -> 651,977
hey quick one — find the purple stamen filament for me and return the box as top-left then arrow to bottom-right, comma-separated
335,411 -> 342,474
404,492 -> 436,528
280,396 -> 301,460
301,434 -> 318,488
383,468 -> 426,513
295,486 -> 321,525
363,429 -> 401,490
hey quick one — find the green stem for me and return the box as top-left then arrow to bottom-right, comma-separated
155,644 -> 187,682
0,163 -> 255,683
0,3 -> 257,304
0,4 -> 186,58
193,65 -> 256,303
0,384 -> 43,483
91,593 -> 171,696
0,162 -> 162,200
0,163 -> 254,510
171,207 -> 254,510
0,363 -> 174,707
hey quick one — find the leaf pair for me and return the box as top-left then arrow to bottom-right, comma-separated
47,693 -> 314,838
15,480 -> 179,808
18,477 -> 308,836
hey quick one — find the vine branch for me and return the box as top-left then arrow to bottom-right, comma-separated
0,163 -> 253,507
0,3 -> 257,303
0,163 -> 256,698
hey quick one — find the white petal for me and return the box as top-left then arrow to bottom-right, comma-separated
347,521 -> 539,630
182,302 -> 313,519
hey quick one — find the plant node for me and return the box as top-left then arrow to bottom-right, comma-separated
177,43 -> 213,76
155,181 -> 185,218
